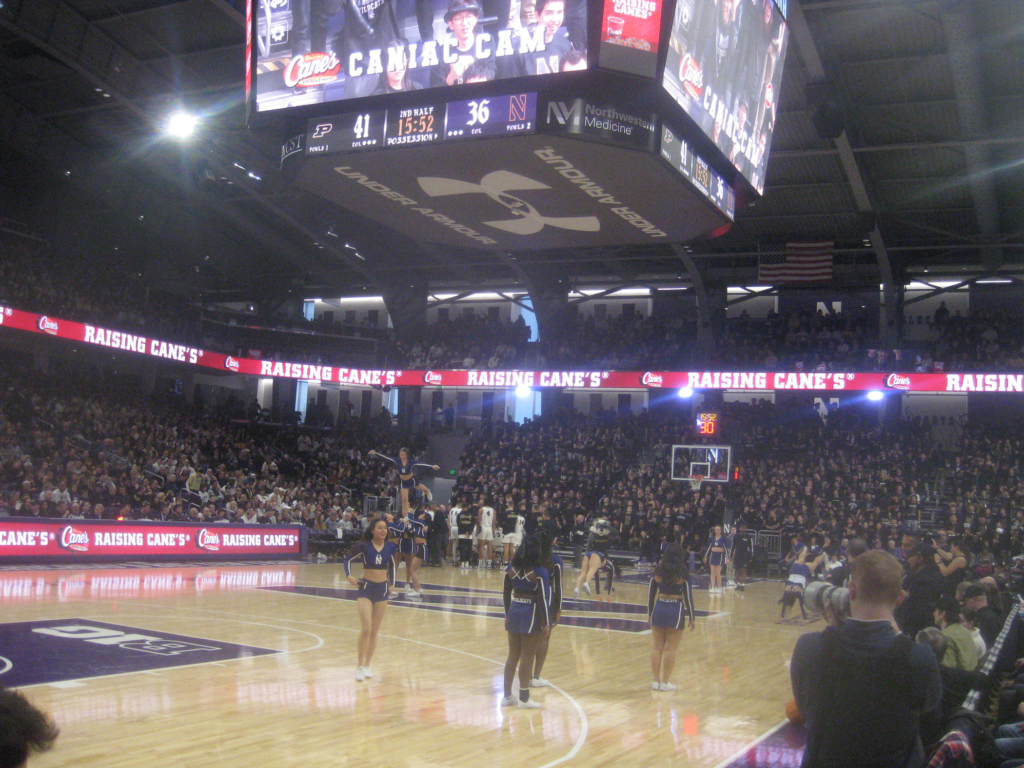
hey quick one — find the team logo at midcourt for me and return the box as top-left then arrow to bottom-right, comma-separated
0,618 -> 277,687
417,171 -> 601,236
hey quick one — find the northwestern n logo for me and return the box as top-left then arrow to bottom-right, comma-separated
417,171 -> 600,236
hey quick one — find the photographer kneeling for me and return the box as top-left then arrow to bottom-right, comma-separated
791,550 -> 942,768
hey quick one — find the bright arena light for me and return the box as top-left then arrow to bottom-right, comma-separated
867,390 -> 884,401
515,385 -> 532,398
677,387 -> 694,398
166,112 -> 198,138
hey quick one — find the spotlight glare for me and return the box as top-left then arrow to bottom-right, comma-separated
677,387 -> 694,398
166,112 -> 198,138
867,390 -> 884,401
515,385 -> 532,398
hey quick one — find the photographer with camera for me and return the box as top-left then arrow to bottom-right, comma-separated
791,551 -> 941,768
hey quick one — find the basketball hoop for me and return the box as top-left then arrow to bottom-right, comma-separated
689,475 -> 705,492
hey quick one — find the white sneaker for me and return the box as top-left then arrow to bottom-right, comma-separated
500,695 -> 518,707
355,667 -> 365,682
530,677 -> 550,688
659,682 -> 676,692
363,666 -> 373,679
583,583 -> 592,596
517,699 -> 542,709
651,681 -> 661,690
573,588 -> 580,598
406,589 -> 418,597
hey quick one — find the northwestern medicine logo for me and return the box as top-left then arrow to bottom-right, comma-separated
196,529 -> 220,552
418,171 -> 600,236
37,316 -> 59,336
59,526 -> 89,552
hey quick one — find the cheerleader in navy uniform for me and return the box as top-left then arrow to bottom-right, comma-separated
780,548 -> 824,619
344,518 -> 398,681
574,518 -> 616,598
648,544 -> 695,691
704,525 -> 729,594
501,535 -> 550,709
368,448 -> 440,514
398,503 -> 431,598
531,526 -> 563,688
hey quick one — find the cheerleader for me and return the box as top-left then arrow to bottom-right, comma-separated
368,448 -> 440,513
501,535 -> 550,709
780,548 -> 824,619
704,525 -> 729,594
398,503 -> 431,598
648,544 -> 695,691
344,518 -> 398,681
574,518 -> 616,598
531,527 -> 563,688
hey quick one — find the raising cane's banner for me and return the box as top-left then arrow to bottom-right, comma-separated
0,518 -> 306,563
2,304 -> 1024,394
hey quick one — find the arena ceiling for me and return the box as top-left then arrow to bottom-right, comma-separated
0,0 -> 1022,302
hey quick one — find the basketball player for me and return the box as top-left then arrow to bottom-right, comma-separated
532,526 -> 563,687
501,535 -> 550,708
704,525 -> 729,594
501,504 -> 526,566
648,544 -> 696,691
345,518 -> 399,680
457,501 -> 476,569
368,448 -> 440,514
448,497 -> 463,564
477,494 -> 496,569
574,518 -> 616,598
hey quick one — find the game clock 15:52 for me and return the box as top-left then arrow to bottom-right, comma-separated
696,412 -> 718,436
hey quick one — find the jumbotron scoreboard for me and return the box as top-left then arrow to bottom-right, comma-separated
251,0 -> 790,249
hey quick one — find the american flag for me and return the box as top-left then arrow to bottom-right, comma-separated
757,242 -> 834,283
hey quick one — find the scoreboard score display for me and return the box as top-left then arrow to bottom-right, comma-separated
307,93 -> 537,155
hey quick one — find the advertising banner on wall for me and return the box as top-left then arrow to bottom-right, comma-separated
597,0 -> 664,77
1,304 -> 1022,394
0,519 -> 306,563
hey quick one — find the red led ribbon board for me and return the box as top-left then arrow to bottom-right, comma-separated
0,305 -> 1020,393
0,519 -> 305,563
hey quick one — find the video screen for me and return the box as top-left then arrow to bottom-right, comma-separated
250,0 -> 588,113
596,0 -> 664,78
661,0 -> 789,195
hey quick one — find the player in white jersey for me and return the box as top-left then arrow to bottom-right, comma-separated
448,499 -> 463,564
501,507 -> 526,566
477,494 -> 496,568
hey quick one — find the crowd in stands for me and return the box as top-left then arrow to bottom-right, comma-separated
387,312 -> 531,370
0,365 -> 408,534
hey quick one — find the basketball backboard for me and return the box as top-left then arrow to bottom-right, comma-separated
670,445 -> 732,483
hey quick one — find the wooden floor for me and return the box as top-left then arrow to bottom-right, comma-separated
0,562 -> 818,768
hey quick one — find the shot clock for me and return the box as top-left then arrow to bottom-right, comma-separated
695,412 -> 719,436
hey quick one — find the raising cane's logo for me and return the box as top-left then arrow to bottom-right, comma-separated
224,357 -> 240,372
283,52 -> 342,88
423,371 -> 443,385
196,529 -> 220,552
59,526 -> 89,552
641,372 -> 664,387
886,374 -> 911,391
37,316 -> 59,336
679,54 -> 704,99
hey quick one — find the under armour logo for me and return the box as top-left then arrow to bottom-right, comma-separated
417,171 -> 600,235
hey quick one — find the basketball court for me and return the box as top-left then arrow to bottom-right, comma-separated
1,557 -> 812,768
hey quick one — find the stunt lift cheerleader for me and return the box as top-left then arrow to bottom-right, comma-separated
368,448 -> 440,513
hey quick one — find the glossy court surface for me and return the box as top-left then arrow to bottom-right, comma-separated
0,562 -> 812,768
